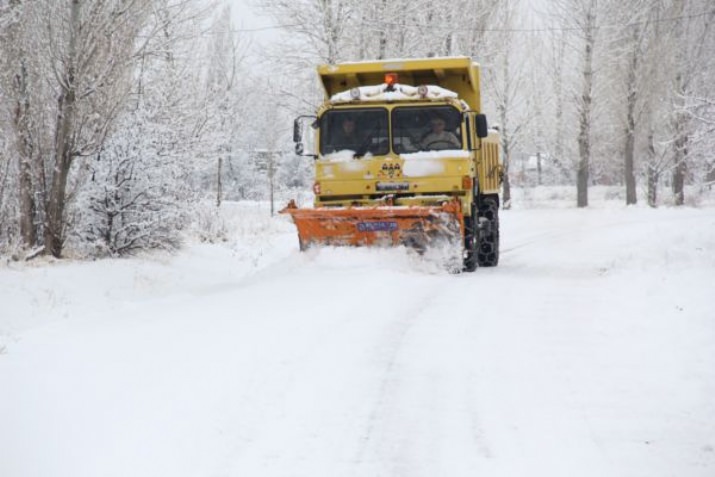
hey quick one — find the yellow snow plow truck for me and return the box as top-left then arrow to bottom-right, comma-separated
283,56 -> 502,271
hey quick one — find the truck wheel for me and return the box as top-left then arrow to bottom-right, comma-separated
463,205 -> 478,272
477,197 -> 499,267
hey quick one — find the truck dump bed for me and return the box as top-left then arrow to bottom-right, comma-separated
318,56 -> 482,112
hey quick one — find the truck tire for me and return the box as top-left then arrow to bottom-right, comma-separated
477,196 -> 499,267
463,204 -> 478,272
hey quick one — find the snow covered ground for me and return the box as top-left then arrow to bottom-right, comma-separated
1,188 -> 714,477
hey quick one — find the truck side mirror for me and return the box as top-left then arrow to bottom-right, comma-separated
475,114 -> 488,138
293,115 -> 318,158
293,118 -> 302,143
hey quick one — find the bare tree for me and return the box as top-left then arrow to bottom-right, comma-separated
668,0 -> 715,205
483,0 -> 530,209
549,0 -> 617,207
620,14 -> 644,205
259,0 -> 354,64
205,4 -> 246,207
575,0 -> 597,208
0,0 -> 39,248
41,0 -> 153,257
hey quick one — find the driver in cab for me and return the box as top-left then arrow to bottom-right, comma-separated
420,115 -> 461,150
330,115 -> 362,153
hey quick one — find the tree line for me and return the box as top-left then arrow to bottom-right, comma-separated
0,0 -> 306,259
1,0 -> 713,259
260,0 -> 715,208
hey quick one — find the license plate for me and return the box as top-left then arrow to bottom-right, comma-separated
357,221 -> 398,232
376,181 -> 410,191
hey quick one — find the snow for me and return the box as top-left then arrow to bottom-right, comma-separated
330,83 -> 458,103
402,159 -> 445,177
401,151 -> 470,177
321,151 -> 374,172
322,150 -> 359,162
1,188 -> 715,477
322,151 -> 469,178
401,150 -> 471,160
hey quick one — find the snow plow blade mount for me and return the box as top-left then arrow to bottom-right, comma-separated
280,200 -> 464,251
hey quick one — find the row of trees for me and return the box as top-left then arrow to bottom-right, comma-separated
259,0 -> 715,208
1,0 -> 713,259
545,0 -> 715,207
0,0 -> 302,258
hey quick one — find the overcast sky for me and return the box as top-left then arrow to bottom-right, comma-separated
228,0 -> 278,47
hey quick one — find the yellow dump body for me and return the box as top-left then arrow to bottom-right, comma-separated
479,132 -> 502,193
318,56 -> 482,112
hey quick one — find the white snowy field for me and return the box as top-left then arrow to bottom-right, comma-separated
1,189 -> 715,477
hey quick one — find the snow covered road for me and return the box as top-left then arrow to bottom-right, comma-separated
1,202 -> 714,476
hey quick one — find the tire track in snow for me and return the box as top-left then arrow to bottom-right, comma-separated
351,277 -> 494,475
352,292 -> 434,468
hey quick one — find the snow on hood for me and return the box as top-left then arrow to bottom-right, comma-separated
402,160 -> 444,177
321,149 -> 468,177
322,150 -> 357,162
320,150 -> 370,174
330,84 -> 458,103
400,150 -> 469,177
400,150 -> 470,160
322,150 -> 374,162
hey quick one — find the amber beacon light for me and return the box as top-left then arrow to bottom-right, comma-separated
385,73 -> 398,90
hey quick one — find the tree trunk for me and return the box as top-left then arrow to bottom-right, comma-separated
45,124 -> 74,257
498,8 -> 512,210
537,152 -> 542,185
502,157 -> 511,209
44,0 -> 80,257
671,73 -> 688,206
500,114 -> 511,211
324,0 -> 339,64
377,0 -> 387,59
18,154 -> 36,247
444,9 -> 454,55
216,157 -> 223,207
268,152 -> 275,216
670,0 -> 688,206
14,58 -> 37,247
577,140 -> 589,208
624,26 -> 638,205
624,132 -> 637,205
577,0 -> 596,208
646,131 -> 658,207
672,131 -> 687,206
554,34 -> 566,181
6,0 -> 37,247
647,165 -> 658,207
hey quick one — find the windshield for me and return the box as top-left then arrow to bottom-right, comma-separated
320,109 -> 389,156
392,106 -> 463,153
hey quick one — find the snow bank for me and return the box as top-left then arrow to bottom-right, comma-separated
508,184 -> 715,209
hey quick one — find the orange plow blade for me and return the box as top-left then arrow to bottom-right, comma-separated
280,199 -> 464,251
